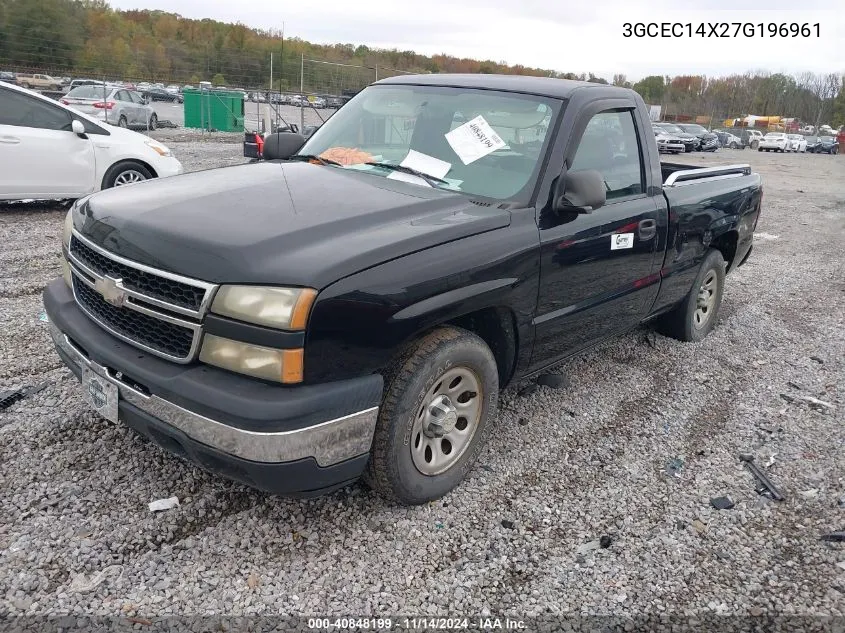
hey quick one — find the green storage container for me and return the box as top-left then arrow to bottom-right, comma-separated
183,88 -> 245,132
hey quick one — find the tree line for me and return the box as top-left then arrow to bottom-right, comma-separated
0,0 -> 843,127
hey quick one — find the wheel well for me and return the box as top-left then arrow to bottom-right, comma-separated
102,159 -> 158,189
711,230 -> 738,272
447,307 -> 517,387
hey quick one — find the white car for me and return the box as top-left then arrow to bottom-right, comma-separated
786,134 -> 807,152
0,81 -> 182,201
653,129 -> 685,154
758,132 -> 791,153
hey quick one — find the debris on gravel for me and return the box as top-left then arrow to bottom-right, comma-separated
535,373 -> 570,389
1,147 -> 843,620
711,496 -> 736,510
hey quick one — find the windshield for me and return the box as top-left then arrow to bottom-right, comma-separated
67,85 -> 111,99
765,134 -> 784,139
679,124 -> 707,134
657,124 -> 684,134
297,84 -> 560,202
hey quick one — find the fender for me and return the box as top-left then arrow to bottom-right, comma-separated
303,209 -> 541,384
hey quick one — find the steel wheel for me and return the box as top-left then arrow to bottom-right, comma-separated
113,169 -> 146,186
410,366 -> 483,476
694,269 -> 718,329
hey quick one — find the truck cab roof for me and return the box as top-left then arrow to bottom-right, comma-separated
375,73 -> 627,99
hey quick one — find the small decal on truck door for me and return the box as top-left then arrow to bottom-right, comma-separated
611,233 -> 634,250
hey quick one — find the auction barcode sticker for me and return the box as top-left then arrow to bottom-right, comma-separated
444,115 -> 506,165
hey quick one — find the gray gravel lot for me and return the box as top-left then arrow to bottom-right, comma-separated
1,144 -> 844,624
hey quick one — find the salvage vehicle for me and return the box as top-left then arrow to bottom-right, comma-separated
712,129 -> 744,149
0,82 -> 182,199
814,136 -> 839,154
653,129 -> 684,154
758,132 -> 791,152
44,75 -> 762,505
652,121 -> 698,152
61,85 -> 157,130
786,134 -> 807,153
15,72 -> 62,91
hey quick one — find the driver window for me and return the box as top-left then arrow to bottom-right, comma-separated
570,110 -> 644,201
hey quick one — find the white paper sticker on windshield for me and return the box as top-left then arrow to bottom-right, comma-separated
386,149 -> 452,187
444,115 -> 507,165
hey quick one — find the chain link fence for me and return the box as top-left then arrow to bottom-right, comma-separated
4,56 -> 421,135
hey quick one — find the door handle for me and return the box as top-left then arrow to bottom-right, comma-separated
638,219 -> 657,240
0,136 -> 20,144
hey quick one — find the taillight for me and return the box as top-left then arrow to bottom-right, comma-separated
60,98 -> 69,105
93,101 -> 115,110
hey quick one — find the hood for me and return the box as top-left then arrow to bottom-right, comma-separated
73,161 -> 510,288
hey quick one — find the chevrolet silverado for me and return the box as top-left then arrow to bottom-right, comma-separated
44,75 -> 762,505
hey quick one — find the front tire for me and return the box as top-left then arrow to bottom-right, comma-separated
364,326 -> 499,505
102,160 -> 153,189
656,249 -> 726,343
148,113 -> 158,130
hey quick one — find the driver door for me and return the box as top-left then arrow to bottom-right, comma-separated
531,108 -> 662,367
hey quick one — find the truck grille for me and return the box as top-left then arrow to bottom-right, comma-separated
70,236 -> 205,311
67,232 -> 216,363
74,279 -> 195,359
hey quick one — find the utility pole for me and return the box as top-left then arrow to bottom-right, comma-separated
280,22 -> 285,94
300,53 -> 305,132
269,52 -> 273,91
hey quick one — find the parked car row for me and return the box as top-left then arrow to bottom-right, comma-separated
247,91 -> 346,109
758,132 -> 839,154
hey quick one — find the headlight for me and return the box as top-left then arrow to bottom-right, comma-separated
199,334 -> 304,383
63,208 -> 73,248
145,139 -> 171,157
210,286 -> 317,330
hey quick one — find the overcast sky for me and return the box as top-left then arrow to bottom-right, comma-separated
109,0 -> 844,81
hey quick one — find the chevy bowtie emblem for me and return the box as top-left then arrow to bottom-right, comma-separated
95,276 -> 127,307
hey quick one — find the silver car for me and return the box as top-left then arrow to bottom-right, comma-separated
61,85 -> 157,129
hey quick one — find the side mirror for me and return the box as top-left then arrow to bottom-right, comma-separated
262,132 -> 306,160
71,119 -> 87,138
553,169 -> 606,214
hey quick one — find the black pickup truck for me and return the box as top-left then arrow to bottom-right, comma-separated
44,75 -> 762,505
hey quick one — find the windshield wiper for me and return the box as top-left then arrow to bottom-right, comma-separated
288,154 -> 342,167
364,162 -> 449,187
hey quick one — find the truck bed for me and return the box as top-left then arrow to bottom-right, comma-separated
661,161 -> 751,186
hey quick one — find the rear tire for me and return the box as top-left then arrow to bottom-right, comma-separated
117,115 -> 128,128
102,160 -> 153,189
364,326 -> 499,505
656,249 -> 726,343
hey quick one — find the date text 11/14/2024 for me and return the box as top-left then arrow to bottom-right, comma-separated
307,617 -> 527,630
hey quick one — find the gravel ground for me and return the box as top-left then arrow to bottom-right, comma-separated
1,144 -> 844,627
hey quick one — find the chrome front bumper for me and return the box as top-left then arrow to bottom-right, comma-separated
49,323 -> 378,467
